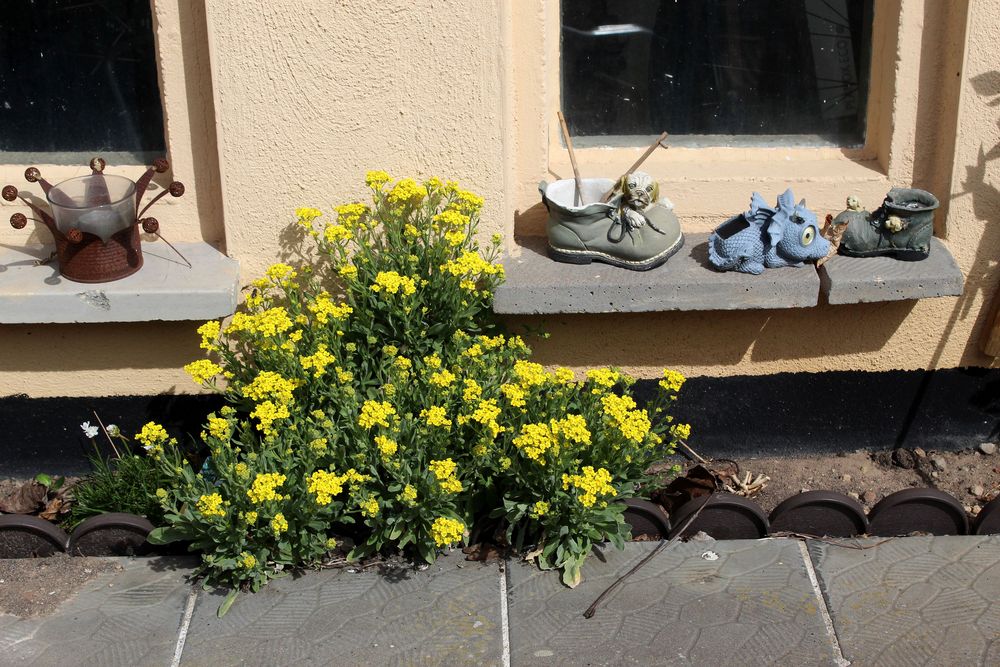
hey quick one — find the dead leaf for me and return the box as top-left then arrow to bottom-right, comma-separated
0,481 -> 47,514
38,497 -> 66,521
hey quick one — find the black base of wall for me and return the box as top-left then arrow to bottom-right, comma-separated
3,367 -> 999,477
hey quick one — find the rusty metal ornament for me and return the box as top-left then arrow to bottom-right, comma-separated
2,156 -> 183,283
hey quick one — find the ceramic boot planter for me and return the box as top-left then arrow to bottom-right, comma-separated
839,187 -> 940,261
541,177 -> 684,271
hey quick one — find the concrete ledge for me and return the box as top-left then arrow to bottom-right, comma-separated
819,237 -> 964,304
0,241 -> 240,323
494,233 -> 820,314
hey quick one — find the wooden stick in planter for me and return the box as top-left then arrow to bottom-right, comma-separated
600,131 -> 669,203
557,111 -> 584,206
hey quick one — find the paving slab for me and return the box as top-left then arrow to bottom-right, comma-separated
818,237 -> 964,304
179,552 -> 502,667
808,535 -> 1000,666
507,539 -> 840,666
494,234 -> 821,314
0,556 -> 195,666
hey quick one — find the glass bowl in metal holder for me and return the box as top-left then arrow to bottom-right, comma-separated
2,157 -> 184,283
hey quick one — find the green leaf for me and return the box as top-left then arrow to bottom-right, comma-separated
147,526 -> 189,545
34,473 -> 52,487
217,589 -> 239,618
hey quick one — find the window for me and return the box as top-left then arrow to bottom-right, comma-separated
561,0 -> 873,148
0,0 -> 165,163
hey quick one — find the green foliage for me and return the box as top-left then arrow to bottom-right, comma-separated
147,172 -> 691,608
66,453 -> 166,529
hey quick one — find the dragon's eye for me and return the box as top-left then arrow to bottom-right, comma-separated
801,226 -> 816,246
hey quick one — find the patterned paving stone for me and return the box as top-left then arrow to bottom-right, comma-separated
179,551 -> 502,666
0,556 -> 196,666
808,535 -> 1000,667
507,539 -> 840,666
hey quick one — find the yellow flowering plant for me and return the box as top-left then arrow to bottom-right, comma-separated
149,172 -> 691,611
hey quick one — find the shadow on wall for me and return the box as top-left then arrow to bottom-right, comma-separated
0,321 -> 203,374
956,71 -> 1000,360
175,0 -> 226,247
509,300 -> 913,370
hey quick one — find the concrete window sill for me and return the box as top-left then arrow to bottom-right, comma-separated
493,234 -> 964,314
0,241 -> 240,323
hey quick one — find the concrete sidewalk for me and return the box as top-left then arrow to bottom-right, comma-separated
2,535 -> 999,666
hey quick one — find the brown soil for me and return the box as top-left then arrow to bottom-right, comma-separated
676,446 -> 1000,518
0,554 -> 122,617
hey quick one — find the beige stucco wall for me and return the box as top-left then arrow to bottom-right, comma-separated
1,0 -> 998,397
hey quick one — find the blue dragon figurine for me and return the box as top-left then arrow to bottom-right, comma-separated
708,189 -> 830,275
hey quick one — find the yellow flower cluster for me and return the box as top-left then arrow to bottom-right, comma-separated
586,368 -> 620,389
371,271 -> 417,296
265,263 -> 297,285
563,466 -> 616,507
135,421 -> 173,458
358,400 -> 396,429
339,264 -> 358,280
197,321 -> 221,351
300,344 -> 336,378
239,552 -> 257,570
451,188 -> 484,214
429,458 -> 463,494
324,224 -> 352,243
244,510 -> 258,524
529,501 -> 550,519
514,360 -> 548,387
296,206 -> 322,223
359,497 -> 380,517
235,462 -> 250,478
184,359 -> 223,385
551,414 -> 591,445
553,367 -> 576,385
242,371 -> 297,405
441,251 -> 501,278
429,369 -> 456,388
226,307 -> 293,338
333,202 -> 367,226
247,472 -> 287,504
462,379 -> 482,401
671,423 -> 692,440
310,437 -> 328,454
307,469 -> 346,505
432,209 -> 468,231
251,400 -> 289,435
430,516 -> 465,547
400,484 -> 418,504
659,369 -> 686,394
513,422 -> 556,463
308,292 -> 353,324
470,399 -> 501,425
423,353 -> 442,369
420,405 -> 452,430
196,493 -> 225,518
386,178 -> 426,207
601,394 -> 651,443
271,513 -> 288,535
206,416 -> 230,440
365,170 -> 391,189
500,383 -> 527,408
374,435 -> 398,458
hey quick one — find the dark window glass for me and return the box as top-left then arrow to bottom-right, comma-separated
561,0 -> 873,147
0,0 -> 165,161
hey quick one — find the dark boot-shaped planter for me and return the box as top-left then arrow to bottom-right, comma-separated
840,187 -> 939,260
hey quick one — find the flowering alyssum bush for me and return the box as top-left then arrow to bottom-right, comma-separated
148,172 -> 691,610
